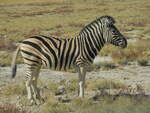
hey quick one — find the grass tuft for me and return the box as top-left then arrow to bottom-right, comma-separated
71,98 -> 93,108
41,95 -> 71,113
1,83 -> 26,97
87,79 -> 126,91
137,58 -> 149,66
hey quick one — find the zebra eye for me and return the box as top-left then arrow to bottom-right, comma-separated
112,30 -> 116,34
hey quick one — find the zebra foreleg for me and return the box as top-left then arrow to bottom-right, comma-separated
78,67 -> 86,98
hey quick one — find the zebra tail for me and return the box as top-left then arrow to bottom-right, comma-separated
11,45 -> 20,78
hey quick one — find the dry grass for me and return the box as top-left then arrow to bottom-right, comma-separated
1,78 -> 150,113
0,0 -> 68,5
71,98 -> 93,109
0,103 -> 26,113
0,51 -> 22,66
0,38 -> 16,51
41,97 -> 71,113
0,3 -> 150,113
137,58 -> 149,66
94,62 -> 117,71
46,81 -> 59,93
87,79 -> 126,91
0,83 -> 26,97
98,39 -> 150,65
76,96 -> 150,113
111,39 -> 150,64
0,0 -> 150,66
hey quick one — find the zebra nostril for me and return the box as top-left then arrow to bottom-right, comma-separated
120,37 -> 127,48
124,39 -> 127,48
123,44 -> 127,48
119,40 -> 127,48
122,41 -> 127,48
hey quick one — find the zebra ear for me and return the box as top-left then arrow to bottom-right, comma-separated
100,16 -> 115,25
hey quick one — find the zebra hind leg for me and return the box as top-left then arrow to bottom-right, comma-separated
31,66 -> 45,105
25,65 -> 42,105
25,66 -> 34,105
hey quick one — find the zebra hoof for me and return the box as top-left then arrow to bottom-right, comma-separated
35,98 -> 45,105
29,99 -> 37,106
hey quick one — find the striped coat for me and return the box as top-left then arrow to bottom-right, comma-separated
11,16 -> 127,105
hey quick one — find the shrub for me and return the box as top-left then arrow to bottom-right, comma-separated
137,57 -> 149,66
95,62 -> 117,70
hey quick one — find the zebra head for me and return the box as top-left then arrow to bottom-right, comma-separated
100,16 -> 127,48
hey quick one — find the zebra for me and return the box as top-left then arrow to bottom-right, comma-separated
11,16 -> 127,105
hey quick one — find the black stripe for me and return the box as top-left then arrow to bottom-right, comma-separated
68,38 -> 76,68
22,41 -> 52,68
81,33 -> 93,62
72,37 -> 81,66
58,40 -> 61,58
24,63 -> 37,67
85,28 -> 94,49
99,21 -> 105,44
93,24 -> 103,50
64,38 -> 73,69
85,28 -> 97,56
84,32 -> 95,59
80,35 -> 88,61
60,40 -> 67,70
24,57 -> 40,64
86,27 -> 98,56
29,36 -> 58,68
21,49 -> 48,66
83,45 -> 93,63
21,50 -> 41,60
34,35 -> 58,49
90,24 -> 101,51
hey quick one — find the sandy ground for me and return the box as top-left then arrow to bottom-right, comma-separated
0,63 -> 150,94
0,61 -> 150,113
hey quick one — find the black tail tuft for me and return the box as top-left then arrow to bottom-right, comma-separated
11,65 -> 17,78
11,46 -> 20,78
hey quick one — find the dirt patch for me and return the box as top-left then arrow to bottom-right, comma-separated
0,64 -> 150,94
0,64 -> 150,113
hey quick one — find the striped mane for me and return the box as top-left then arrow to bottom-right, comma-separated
79,18 -> 100,35
79,16 -> 115,35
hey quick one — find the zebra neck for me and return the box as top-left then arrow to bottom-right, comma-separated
80,30 -> 105,59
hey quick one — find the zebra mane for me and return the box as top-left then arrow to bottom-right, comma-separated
79,16 -> 115,35
99,16 -> 115,25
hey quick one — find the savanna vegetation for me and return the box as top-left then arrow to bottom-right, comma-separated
0,0 -> 150,113
0,0 -> 150,66
0,78 -> 149,113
